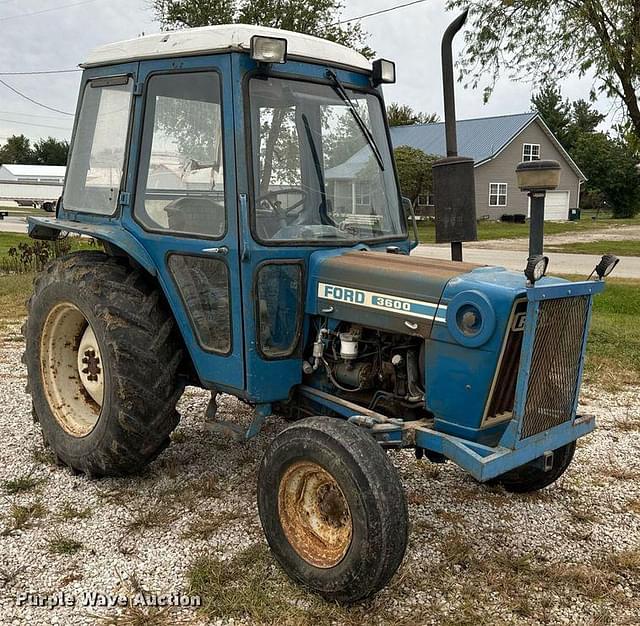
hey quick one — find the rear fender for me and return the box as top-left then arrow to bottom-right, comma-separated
28,216 -> 157,276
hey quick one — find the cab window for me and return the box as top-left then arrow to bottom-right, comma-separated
135,72 -> 225,239
64,77 -> 133,215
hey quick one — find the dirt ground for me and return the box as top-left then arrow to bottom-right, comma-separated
0,322 -> 639,626
465,225 -> 640,251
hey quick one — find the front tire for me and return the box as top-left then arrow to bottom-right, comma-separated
24,251 -> 185,476
258,416 -> 408,603
491,442 -> 576,493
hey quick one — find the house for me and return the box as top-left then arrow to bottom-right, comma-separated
390,112 -> 586,221
0,164 -> 66,184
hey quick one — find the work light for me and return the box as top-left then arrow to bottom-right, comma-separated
250,36 -> 288,64
524,255 -> 549,285
593,254 -> 619,280
372,59 -> 396,85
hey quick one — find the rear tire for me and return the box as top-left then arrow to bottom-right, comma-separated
491,442 -> 576,493
24,251 -> 185,476
258,416 -> 408,603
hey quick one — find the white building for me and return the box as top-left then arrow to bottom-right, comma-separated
0,164 -> 66,184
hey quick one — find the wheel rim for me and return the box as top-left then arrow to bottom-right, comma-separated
40,302 -> 103,437
278,460 -> 353,569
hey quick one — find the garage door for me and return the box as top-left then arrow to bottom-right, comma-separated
544,191 -> 570,220
527,191 -> 570,220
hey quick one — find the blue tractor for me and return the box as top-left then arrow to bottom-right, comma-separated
24,19 -> 617,603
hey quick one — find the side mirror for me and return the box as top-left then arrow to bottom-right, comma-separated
402,197 -> 419,249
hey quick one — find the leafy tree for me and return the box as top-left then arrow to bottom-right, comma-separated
0,134 -> 33,165
572,132 -> 640,218
531,84 -> 572,146
153,0 -> 373,58
393,146 -> 438,207
448,0 -> 640,142
387,103 -> 440,127
33,137 -> 69,166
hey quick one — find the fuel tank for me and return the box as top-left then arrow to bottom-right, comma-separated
306,249 -> 480,337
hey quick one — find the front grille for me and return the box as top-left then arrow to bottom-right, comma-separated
485,300 -> 527,421
520,296 -> 590,439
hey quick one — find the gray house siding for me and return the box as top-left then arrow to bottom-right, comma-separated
474,120 -> 582,220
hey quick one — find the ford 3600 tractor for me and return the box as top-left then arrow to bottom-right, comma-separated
24,16 -> 617,603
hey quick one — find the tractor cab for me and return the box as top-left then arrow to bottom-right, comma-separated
32,25 -> 407,399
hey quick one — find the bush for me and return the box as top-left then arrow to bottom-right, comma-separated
1,239 -> 78,274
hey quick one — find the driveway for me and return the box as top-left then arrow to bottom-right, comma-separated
414,245 -> 640,278
0,215 -> 27,234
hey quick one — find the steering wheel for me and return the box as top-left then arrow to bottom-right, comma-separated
257,188 -> 307,219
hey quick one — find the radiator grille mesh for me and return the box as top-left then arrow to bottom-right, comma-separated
520,296 -> 590,439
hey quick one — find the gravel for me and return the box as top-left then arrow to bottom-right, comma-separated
0,322 -> 639,625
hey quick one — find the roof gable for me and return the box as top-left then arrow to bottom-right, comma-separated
389,112 -> 586,180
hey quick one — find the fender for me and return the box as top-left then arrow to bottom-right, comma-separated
28,216 -> 157,276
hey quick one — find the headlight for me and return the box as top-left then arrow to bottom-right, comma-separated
524,255 -> 549,284
594,254 -> 619,280
250,36 -> 288,64
456,304 -> 482,337
446,291 -> 496,348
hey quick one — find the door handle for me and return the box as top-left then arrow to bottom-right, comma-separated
202,246 -> 229,255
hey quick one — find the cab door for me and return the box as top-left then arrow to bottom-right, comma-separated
123,56 -> 244,391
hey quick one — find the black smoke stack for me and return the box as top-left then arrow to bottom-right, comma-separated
432,10 -> 478,261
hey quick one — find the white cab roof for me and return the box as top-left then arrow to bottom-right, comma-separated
82,24 -> 372,72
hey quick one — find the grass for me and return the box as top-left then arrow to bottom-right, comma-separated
0,273 -> 32,332
579,276 -> 640,387
416,214 -> 640,244
57,503 -> 92,521
548,239 -> 640,256
1,501 -> 47,536
2,469 -> 42,495
48,532 -> 83,555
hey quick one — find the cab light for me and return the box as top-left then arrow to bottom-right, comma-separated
372,59 -> 396,85
250,36 -> 288,64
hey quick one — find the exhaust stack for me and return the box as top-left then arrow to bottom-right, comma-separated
432,10 -> 478,261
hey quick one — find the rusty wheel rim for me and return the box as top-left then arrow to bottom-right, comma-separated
40,302 -> 103,437
278,460 -> 353,569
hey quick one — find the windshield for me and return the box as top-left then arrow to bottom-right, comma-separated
249,76 -> 405,243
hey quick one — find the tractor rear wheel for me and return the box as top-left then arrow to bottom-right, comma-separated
491,441 -> 576,493
23,251 -> 184,476
257,416 -> 408,603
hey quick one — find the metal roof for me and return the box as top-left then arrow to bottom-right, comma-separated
389,112 -> 537,164
389,112 -> 586,180
83,24 -> 372,71
0,164 -> 66,178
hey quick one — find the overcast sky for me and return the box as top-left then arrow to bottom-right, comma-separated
0,0 -> 615,145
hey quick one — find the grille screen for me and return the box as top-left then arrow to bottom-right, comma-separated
520,296 -> 590,439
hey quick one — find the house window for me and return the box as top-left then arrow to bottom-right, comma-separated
489,183 -> 508,207
418,193 -> 434,207
523,143 -> 541,162
354,181 -> 371,206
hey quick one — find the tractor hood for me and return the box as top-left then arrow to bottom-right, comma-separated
306,249 -> 480,338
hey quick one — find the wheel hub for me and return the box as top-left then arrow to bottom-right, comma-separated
278,460 -> 353,569
40,303 -> 103,437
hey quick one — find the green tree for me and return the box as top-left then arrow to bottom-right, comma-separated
33,137 -> 69,166
0,134 -> 33,165
531,84 -> 572,146
393,146 -> 438,207
447,0 -> 640,142
572,132 -> 640,218
153,0 -> 373,57
386,103 -> 439,127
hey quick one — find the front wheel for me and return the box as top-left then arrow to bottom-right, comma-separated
491,441 -> 576,493
257,416 -> 408,603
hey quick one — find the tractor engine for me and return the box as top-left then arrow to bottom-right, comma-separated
302,323 -> 426,420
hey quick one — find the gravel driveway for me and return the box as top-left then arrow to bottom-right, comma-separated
1,323 -> 639,626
